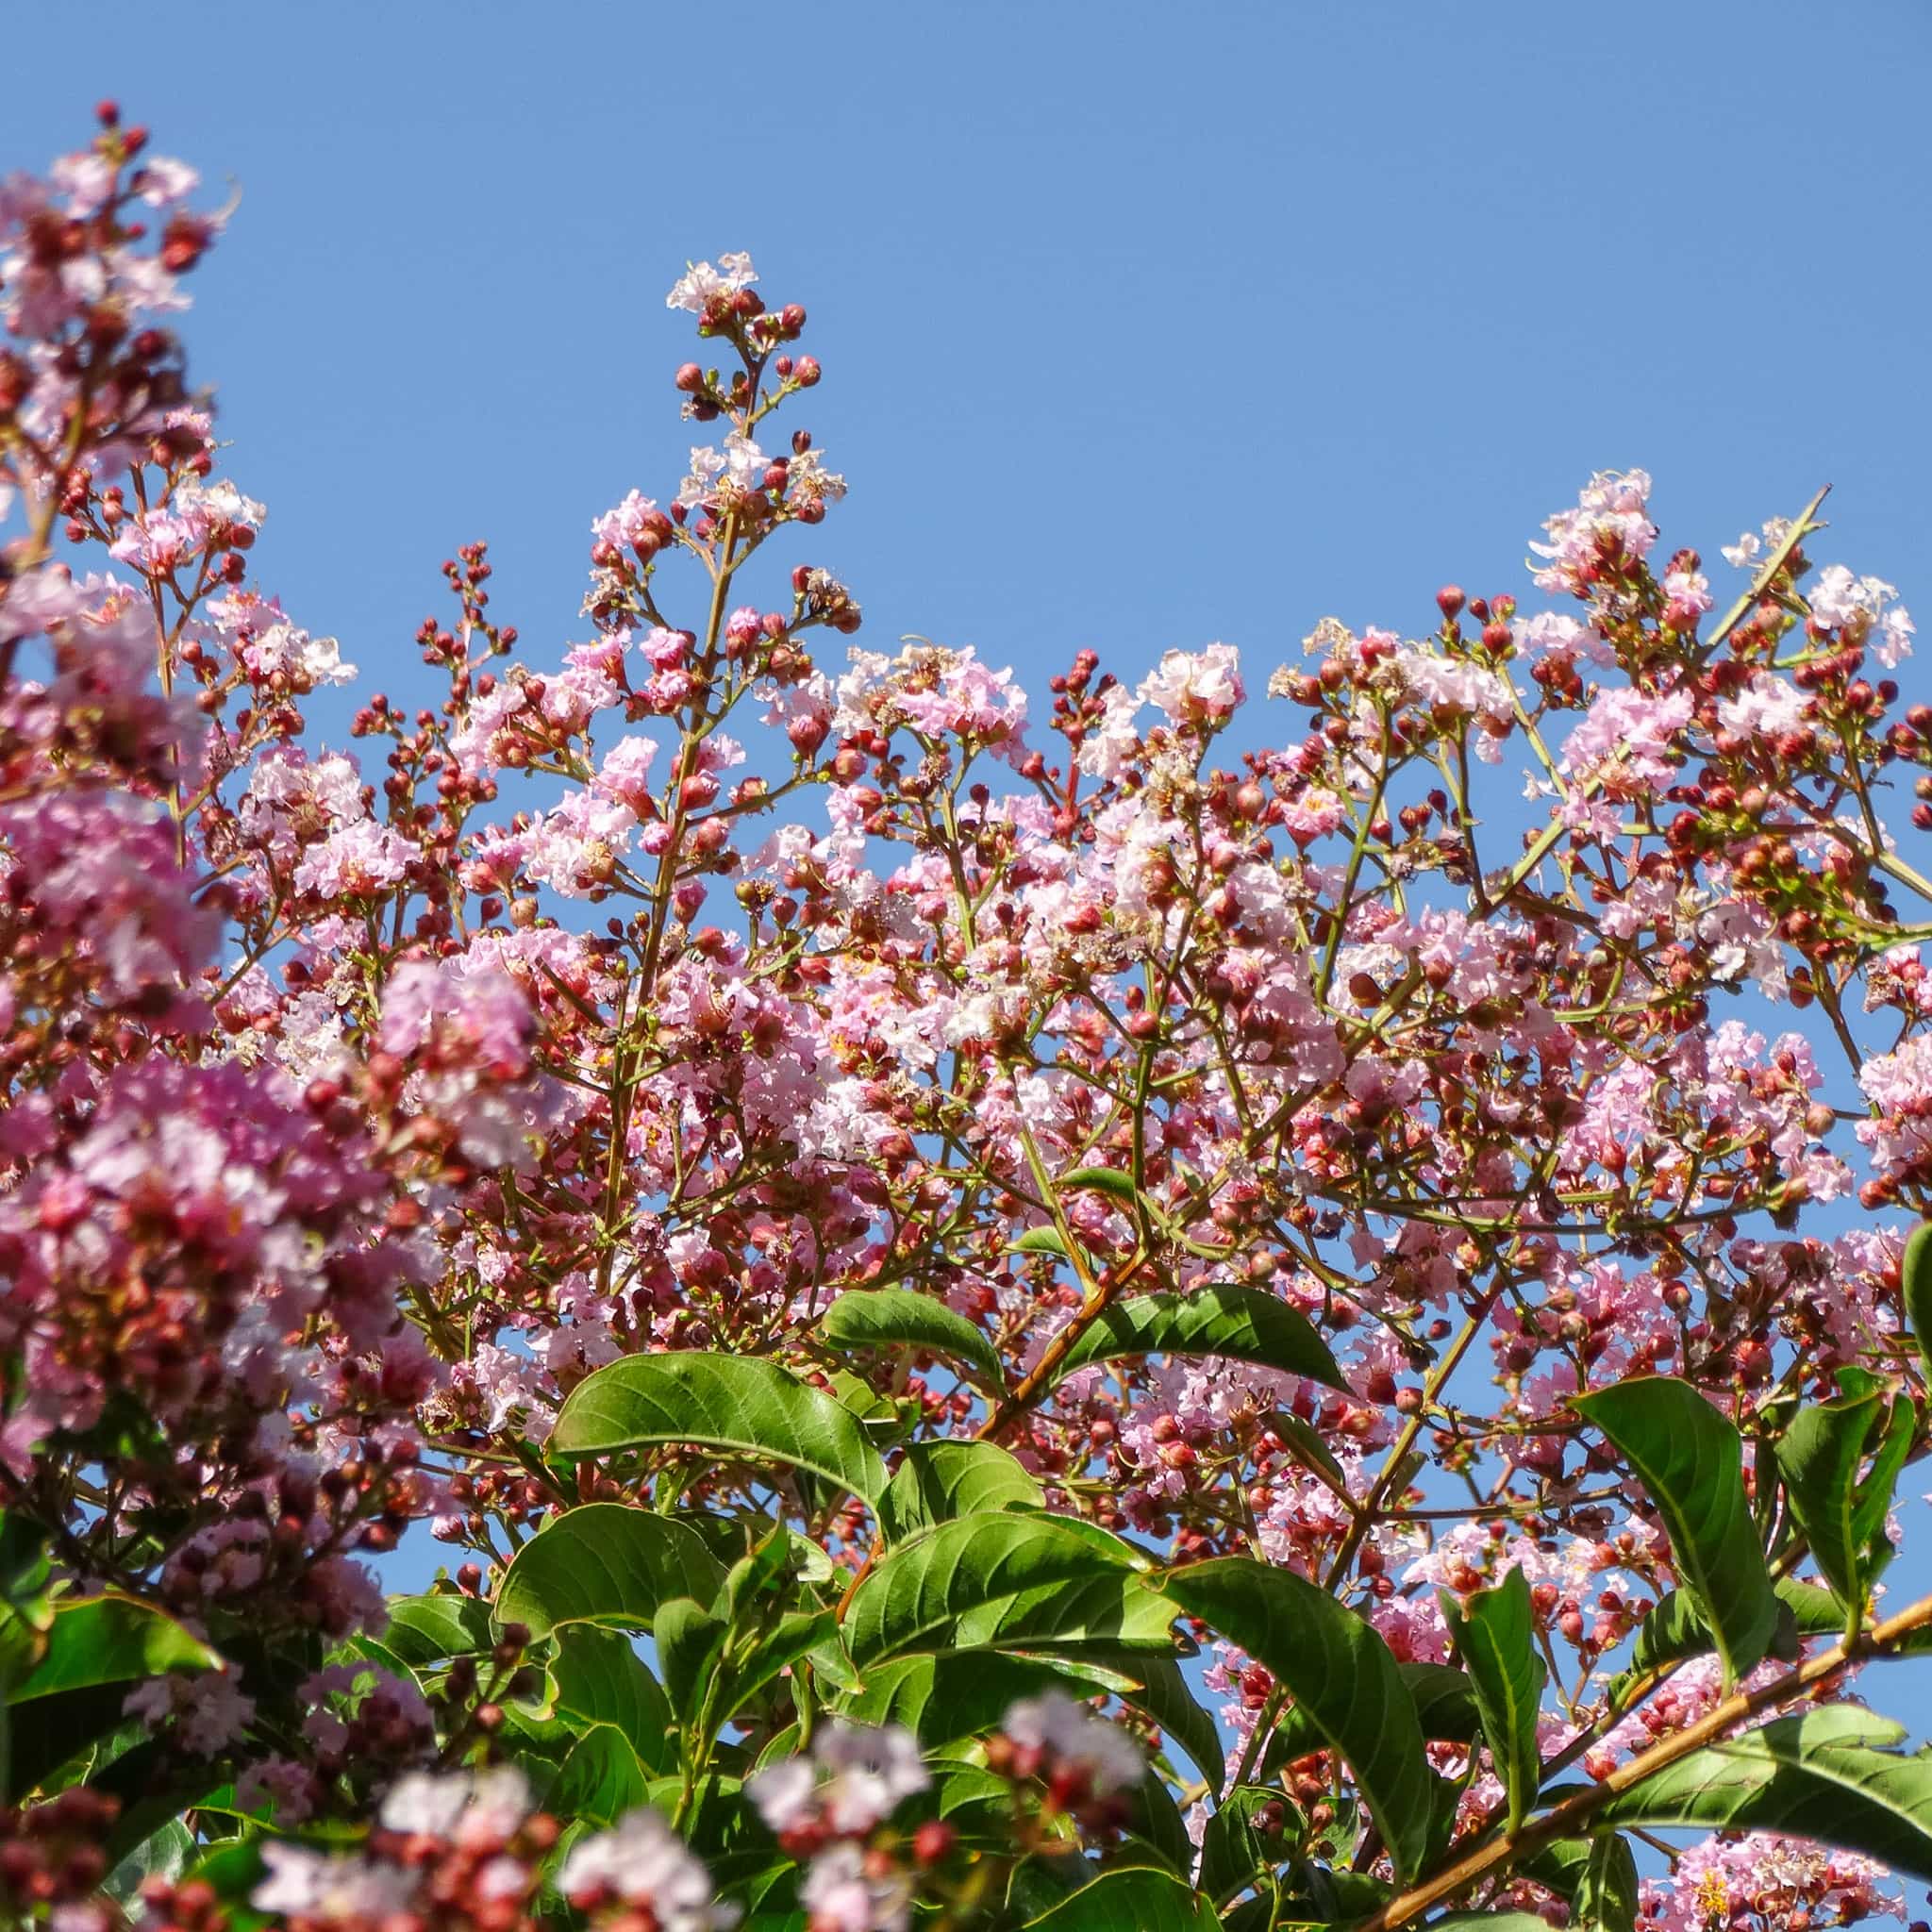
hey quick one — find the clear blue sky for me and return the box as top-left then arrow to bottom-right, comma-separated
10,0 -> 1931,726
14,0 -> 1932,1791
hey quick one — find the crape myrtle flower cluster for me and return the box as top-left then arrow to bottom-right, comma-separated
6,108 -> 1932,1932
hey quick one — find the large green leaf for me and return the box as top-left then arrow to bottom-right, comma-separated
1575,1830 -> 1641,1932
844,1515 -> 1176,1666
382,1592 -> 493,1664
546,1722 -> 649,1826
494,1504 -> 724,1639
1852,1391 -> 1915,1572
655,1596 -> 729,1731
1109,1652 -> 1225,1793
1023,1868 -> 1220,1930
1442,1567 -> 1544,1830
877,1441 -> 1044,1543
1425,1919 -> 1559,1930
819,1289 -> 1005,1392
1611,1577 -> 1841,1709
1050,1287 -> 1344,1391
1262,1660 -> 1477,1777
1572,1379 -> 1778,1685
1058,1164 -> 1141,1206
1903,1222 -> 1932,1385
103,1820 -> 195,1904
835,1652 -> 1126,1744
552,1354 -> 889,1507
1009,1226 -> 1072,1258
1199,1785 -> 1290,1906
1775,1390 -> 1884,1608
8,1596 -> 221,1702
1161,1557 -> 1432,1884
1595,1707 -> 1932,1881
549,1626 -> 675,1774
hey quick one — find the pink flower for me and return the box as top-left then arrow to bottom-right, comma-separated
1529,469 -> 1656,596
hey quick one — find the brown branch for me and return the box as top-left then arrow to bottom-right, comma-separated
1356,1588 -> 1932,1932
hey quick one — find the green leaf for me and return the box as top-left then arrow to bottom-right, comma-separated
1199,1786 -> 1290,1904
1424,1919 -> 1558,1930
494,1504 -> 724,1639
877,1441 -> 1044,1543
1262,1409 -> 1348,1489
549,1626 -> 675,1774
1009,1227 -> 1072,1257
1852,1393 -> 1915,1570
103,1819 -> 194,1904
835,1652 -> 1120,1744
1261,1660 -> 1477,1777
1022,1868 -> 1220,1930
1058,1165 -> 1141,1204
551,1354 -> 890,1507
1774,1391 -> 1883,1607
1572,1378 -> 1778,1685
1110,1653 -> 1225,1793
1128,1768 -> 1197,1878
655,1596 -> 729,1731
1441,1568 -> 1544,1830
723,1611 -> 838,1723
9,1595 -> 221,1702
0,1516 -> 52,1631
382,1592 -> 493,1664
1595,1707 -> 1932,1882
821,1291 -> 1002,1391
1051,1287 -> 1345,1391
1400,1661 -> 1484,1744
1612,1577 -> 1842,1708
1576,1830 -> 1641,1932
1161,1557 -> 1433,1884
1903,1222 -> 1932,1385
547,1722 -> 649,1826
1520,1838 -> 1595,1902
844,1515 -> 1177,1666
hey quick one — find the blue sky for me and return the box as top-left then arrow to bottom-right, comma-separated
10,0 -> 1931,730
13,0 -> 1932,1784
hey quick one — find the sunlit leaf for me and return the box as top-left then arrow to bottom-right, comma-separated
1774,1390 -> 1882,1607
1441,1566 -> 1544,1829
9,1596 -> 220,1702
819,1288 -> 1006,1392
877,1441 -> 1044,1543
1021,1867 -> 1219,1930
1595,1707 -> 1932,1882
494,1504 -> 724,1639
1050,1287 -> 1344,1391
844,1515 -> 1176,1666
552,1354 -> 889,1507
1161,1557 -> 1432,1884
1573,1378 -> 1778,1685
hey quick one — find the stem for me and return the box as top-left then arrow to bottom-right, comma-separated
1356,1589 -> 1932,1932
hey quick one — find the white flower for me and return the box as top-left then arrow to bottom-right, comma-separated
1138,642 -> 1243,726
252,1843 -> 415,1920
558,1807 -> 734,1930
666,252 -> 758,312
747,1723 -> 929,1838
800,1843 -> 914,1932
378,1765 -> 529,1845
1003,1691 -> 1144,1794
